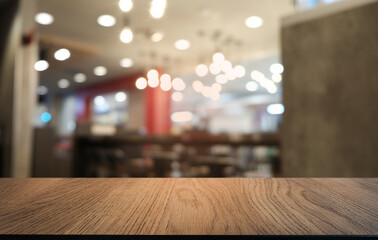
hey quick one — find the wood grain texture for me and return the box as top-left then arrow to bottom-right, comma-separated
0,178 -> 377,235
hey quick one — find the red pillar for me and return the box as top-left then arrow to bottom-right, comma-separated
75,96 -> 91,123
145,86 -> 171,135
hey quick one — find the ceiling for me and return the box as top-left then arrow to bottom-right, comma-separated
36,0 -> 295,96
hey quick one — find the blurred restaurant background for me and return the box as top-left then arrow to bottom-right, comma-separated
0,0 -> 377,178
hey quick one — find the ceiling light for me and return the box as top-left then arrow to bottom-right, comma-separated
37,86 -> 48,95
160,73 -> 172,91
171,111 -> 193,123
225,70 -> 236,81
119,0 -> 133,12
272,73 -> 282,83
245,16 -> 263,29
120,58 -> 133,68
150,0 -> 167,19
147,69 -> 159,80
201,86 -> 212,98
175,39 -> 190,50
259,80 -> 277,94
94,66 -> 107,76
192,80 -> 203,93
120,27 -> 133,43
172,78 -> 186,91
246,81 -> 258,91
34,13 -> 54,25
148,74 -> 159,88
270,63 -> 284,74
160,74 -> 171,90
211,83 -> 222,92
267,84 -> 278,94
195,64 -> 208,77
209,63 -> 221,75
94,96 -> 106,106
97,15 -> 116,27
147,70 -> 159,87
74,73 -> 86,83
34,60 -> 49,71
57,79 -> 70,89
160,73 -> 171,82
234,65 -> 246,78
221,60 -> 232,73
267,104 -> 284,115
115,92 -> 127,102
151,32 -> 163,42
172,92 -> 183,102
161,81 -> 172,91
251,70 -> 265,81
54,48 -> 70,61
215,74 -> 227,84
212,52 -> 225,64
136,77 -> 147,90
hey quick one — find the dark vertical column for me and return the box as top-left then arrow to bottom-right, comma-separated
0,0 -> 21,177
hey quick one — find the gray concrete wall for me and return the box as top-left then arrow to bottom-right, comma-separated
281,1 -> 378,177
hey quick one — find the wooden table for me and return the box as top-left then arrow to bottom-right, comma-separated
0,178 -> 377,235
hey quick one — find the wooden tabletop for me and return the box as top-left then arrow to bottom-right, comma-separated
0,178 -> 377,235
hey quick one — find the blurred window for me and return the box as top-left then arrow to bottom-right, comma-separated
295,0 -> 342,11
91,92 -> 129,125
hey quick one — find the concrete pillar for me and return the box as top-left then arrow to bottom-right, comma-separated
281,0 -> 378,177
